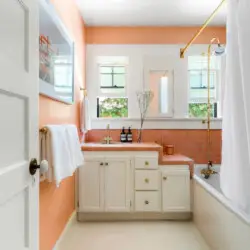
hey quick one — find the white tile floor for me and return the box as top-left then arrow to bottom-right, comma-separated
57,220 -> 210,250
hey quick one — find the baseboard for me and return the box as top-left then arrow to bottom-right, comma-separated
53,211 -> 76,250
77,212 -> 192,222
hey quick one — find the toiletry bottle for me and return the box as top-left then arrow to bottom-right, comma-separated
127,127 -> 133,143
120,127 -> 127,143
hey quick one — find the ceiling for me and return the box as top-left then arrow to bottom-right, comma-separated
76,0 -> 227,27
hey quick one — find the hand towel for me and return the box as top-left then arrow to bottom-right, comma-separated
64,124 -> 84,170
45,125 -> 75,187
81,95 -> 91,133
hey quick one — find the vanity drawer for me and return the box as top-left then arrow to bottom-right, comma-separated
135,170 -> 159,190
135,191 -> 161,212
135,157 -> 158,169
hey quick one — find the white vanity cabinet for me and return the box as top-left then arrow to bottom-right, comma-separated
79,158 -> 104,212
79,156 -> 131,213
134,155 -> 161,212
78,150 -> 191,220
104,157 -> 131,212
161,166 -> 191,212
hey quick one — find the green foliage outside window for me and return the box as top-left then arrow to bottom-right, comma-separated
98,98 -> 128,118
189,103 -> 214,118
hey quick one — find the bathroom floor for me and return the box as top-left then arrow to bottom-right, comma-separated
57,220 -> 210,250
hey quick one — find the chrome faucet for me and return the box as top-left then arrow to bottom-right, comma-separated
103,124 -> 112,144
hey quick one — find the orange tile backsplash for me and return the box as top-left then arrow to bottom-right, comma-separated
86,129 -> 222,164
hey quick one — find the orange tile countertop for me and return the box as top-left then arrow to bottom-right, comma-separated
160,154 -> 194,165
81,142 -> 162,152
160,154 -> 194,177
82,143 -> 194,177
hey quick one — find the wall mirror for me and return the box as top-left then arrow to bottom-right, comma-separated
146,70 -> 174,118
39,0 -> 74,104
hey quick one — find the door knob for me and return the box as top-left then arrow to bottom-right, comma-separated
163,176 -> 167,181
29,158 -> 49,176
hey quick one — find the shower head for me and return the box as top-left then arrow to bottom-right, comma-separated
214,44 -> 226,56
201,42 -> 226,57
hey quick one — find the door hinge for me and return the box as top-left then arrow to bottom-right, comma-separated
130,201 -> 132,207
77,201 -> 79,208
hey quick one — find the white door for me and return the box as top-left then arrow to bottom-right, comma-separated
79,159 -> 105,212
104,158 -> 131,212
0,0 -> 39,249
162,169 -> 191,212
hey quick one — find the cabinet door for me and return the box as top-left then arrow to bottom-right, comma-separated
104,158 -> 131,212
162,170 -> 190,212
79,160 -> 104,212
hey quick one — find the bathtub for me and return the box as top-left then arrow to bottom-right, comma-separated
193,165 -> 250,250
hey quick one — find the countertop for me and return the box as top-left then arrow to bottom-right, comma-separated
81,142 -> 194,177
81,142 -> 161,152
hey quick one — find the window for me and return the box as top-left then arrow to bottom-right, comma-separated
97,97 -> 128,118
99,65 -> 127,96
189,103 -> 217,118
96,57 -> 129,118
188,56 -> 221,118
100,66 -> 126,89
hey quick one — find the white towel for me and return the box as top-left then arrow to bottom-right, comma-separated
43,125 -> 83,187
64,124 -> 84,170
81,96 -> 91,133
45,125 -> 74,186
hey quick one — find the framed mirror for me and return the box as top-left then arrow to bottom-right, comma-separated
147,70 -> 174,118
39,0 -> 74,104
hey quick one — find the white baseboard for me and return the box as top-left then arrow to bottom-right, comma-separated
53,211 -> 76,250
77,212 -> 192,221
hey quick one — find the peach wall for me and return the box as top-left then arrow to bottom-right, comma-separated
86,26 -> 226,44
87,129 -> 222,164
85,26 -> 225,163
39,0 -> 85,249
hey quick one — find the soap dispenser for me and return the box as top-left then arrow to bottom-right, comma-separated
127,127 -> 133,143
120,127 -> 127,143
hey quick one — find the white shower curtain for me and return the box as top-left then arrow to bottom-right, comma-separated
221,0 -> 250,216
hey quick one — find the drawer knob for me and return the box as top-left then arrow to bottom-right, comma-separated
163,176 -> 167,181
105,162 -> 109,166
144,178 -> 149,183
100,162 -> 104,166
145,200 -> 149,205
145,161 -> 149,166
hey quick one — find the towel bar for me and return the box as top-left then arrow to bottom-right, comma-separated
40,127 -> 48,134
80,87 -> 87,97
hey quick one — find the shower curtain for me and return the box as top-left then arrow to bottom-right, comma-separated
221,0 -> 250,215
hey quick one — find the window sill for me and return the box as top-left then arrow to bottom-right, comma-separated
91,117 -> 222,130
